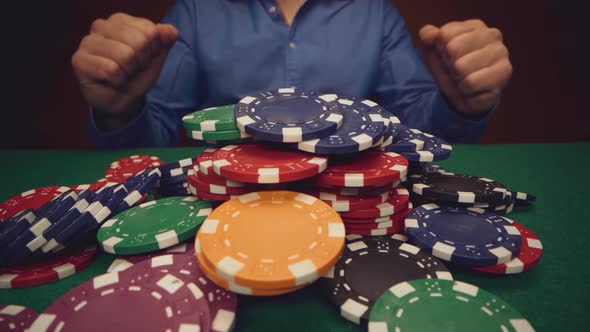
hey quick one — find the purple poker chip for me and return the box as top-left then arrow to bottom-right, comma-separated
127,254 -> 237,332
0,304 -> 39,331
29,264 -> 208,332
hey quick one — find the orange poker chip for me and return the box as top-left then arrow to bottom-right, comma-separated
195,242 -> 304,296
197,191 -> 345,289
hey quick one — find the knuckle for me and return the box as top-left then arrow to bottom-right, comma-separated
461,76 -> 479,93
70,52 -> 83,70
488,28 -> 503,41
468,19 -> 486,27
446,42 -> 463,62
90,19 -> 105,33
109,12 -> 126,21
452,60 -> 470,79
100,61 -> 122,81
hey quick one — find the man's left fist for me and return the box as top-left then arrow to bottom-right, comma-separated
419,19 -> 513,116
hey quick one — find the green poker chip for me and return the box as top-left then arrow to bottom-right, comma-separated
182,104 -> 237,131
368,279 -> 534,332
97,196 -> 212,255
185,127 -> 251,141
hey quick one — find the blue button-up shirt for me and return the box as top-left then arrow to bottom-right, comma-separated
90,0 -> 490,148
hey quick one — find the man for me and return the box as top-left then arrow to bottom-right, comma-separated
72,0 -> 512,148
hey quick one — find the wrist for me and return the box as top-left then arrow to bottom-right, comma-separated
93,98 -> 145,132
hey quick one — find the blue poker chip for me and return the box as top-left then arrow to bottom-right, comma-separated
158,158 -> 194,177
404,204 -> 522,267
30,190 -> 98,253
0,209 -> 36,251
117,169 -> 161,212
400,132 -> 452,162
0,191 -> 78,265
297,98 -> 387,154
374,114 -> 400,148
382,125 -> 426,153
235,88 -> 344,143
40,185 -> 126,253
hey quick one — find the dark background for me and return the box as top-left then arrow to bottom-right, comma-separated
3,1 -> 588,149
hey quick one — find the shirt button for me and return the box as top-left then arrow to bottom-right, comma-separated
289,42 -> 296,49
268,6 -> 277,13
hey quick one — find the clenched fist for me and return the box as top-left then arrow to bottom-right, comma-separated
419,19 -> 513,116
72,13 -> 178,117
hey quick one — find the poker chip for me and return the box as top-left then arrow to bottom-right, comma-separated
131,254 -> 238,332
313,151 -> 408,187
398,132 -> 453,162
0,209 -> 37,252
104,155 -> 162,181
297,98 -> 386,154
97,196 -> 212,255
310,181 -> 400,196
117,168 -> 161,211
182,104 -> 238,131
306,191 -> 390,212
189,172 -> 253,195
383,125 -> 425,152
196,170 -> 246,188
0,191 -> 79,265
29,262 -> 209,332
0,186 -> 70,221
343,203 -> 412,229
195,241 -> 306,296
344,206 -> 412,236
318,235 -> 452,324
404,204 -> 523,266
188,184 -> 240,202
197,191 -> 345,289
186,128 -> 251,141
410,172 -> 508,204
106,241 -> 196,273
0,304 -> 39,331
0,244 -> 96,288
473,220 -> 543,274
29,190 -> 96,255
375,115 -> 401,148
339,187 -> 410,219
40,184 -> 129,253
368,279 -> 534,332
513,191 -> 537,205
211,144 -> 328,184
235,88 -> 344,143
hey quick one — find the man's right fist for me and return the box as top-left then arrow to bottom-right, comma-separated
72,13 -> 178,116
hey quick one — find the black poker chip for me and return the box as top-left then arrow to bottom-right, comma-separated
409,172 -> 508,204
317,234 -> 453,325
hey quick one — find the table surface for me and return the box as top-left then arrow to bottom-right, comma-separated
0,143 -> 588,331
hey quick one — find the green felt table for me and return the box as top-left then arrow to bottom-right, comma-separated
0,143 -> 589,331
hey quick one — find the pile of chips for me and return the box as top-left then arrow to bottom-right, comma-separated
0,87 -> 541,331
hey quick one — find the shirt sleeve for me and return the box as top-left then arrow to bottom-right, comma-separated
374,1 -> 492,143
89,0 -> 201,149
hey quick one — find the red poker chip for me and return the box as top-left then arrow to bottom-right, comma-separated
211,143 -> 328,184
342,204 -> 413,229
339,186 -> 410,219
313,151 -> 408,187
195,148 -> 219,176
188,173 -> 253,196
188,183 -> 239,202
344,223 -> 403,236
0,186 -> 70,221
312,181 -> 400,196
306,192 -> 390,212
0,245 -> 96,288
473,220 -> 543,274
196,170 -> 247,188
104,155 -> 162,179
